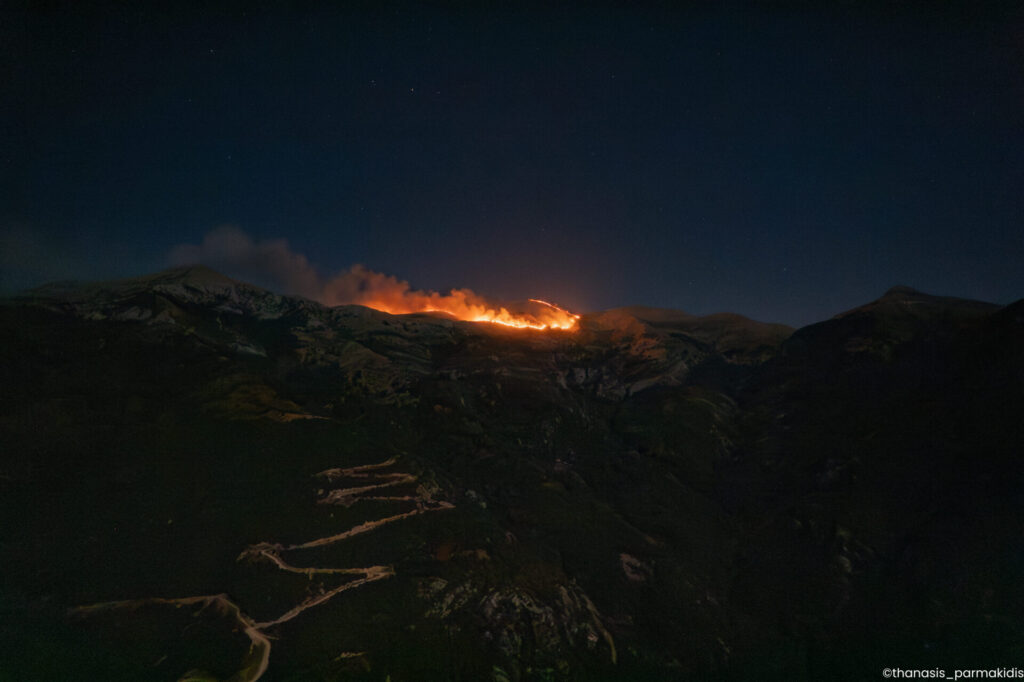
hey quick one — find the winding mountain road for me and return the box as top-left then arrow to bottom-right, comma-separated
70,457 -> 453,681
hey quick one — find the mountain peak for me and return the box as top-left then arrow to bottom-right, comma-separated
24,264 -> 243,300
18,264 -> 308,323
138,264 -> 245,290
883,285 -> 922,297
155,263 -> 233,281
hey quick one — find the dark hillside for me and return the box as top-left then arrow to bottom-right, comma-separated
1,270 -> 1021,680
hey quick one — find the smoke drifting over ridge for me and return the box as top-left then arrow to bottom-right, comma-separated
169,226 -> 322,299
169,226 -> 579,329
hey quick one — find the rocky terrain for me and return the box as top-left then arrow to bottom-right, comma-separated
1,266 -> 1022,680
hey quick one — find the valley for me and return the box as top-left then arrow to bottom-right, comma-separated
2,267 -> 1022,680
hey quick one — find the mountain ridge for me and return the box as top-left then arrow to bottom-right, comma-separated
19,264 -> 1006,333
2,268 -> 1022,680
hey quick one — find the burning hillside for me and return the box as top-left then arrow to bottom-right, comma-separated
169,227 -> 580,330
323,265 -> 579,329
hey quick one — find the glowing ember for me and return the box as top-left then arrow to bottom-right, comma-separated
369,296 -> 579,330
319,265 -> 580,330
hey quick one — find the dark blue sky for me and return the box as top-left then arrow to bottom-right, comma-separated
3,3 -> 1022,326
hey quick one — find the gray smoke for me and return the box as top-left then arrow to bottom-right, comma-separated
168,225 -> 323,299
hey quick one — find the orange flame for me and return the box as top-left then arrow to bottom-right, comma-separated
322,266 -> 580,330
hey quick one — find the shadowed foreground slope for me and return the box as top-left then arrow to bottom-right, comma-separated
1,268 -> 1021,680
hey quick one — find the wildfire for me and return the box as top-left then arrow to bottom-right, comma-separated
319,265 -> 580,330
168,228 -> 580,328
367,295 -> 579,330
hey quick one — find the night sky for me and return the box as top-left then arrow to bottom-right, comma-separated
4,3 -> 1023,326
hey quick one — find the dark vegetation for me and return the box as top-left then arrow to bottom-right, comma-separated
1,270 -> 1022,680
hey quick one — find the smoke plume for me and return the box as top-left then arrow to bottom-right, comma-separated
168,226 -> 321,299
168,226 -> 579,329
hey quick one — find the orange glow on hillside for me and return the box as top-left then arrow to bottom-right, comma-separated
321,265 -> 580,330
365,295 -> 580,330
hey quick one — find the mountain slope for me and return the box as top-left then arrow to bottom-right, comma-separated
1,269 -> 1021,681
